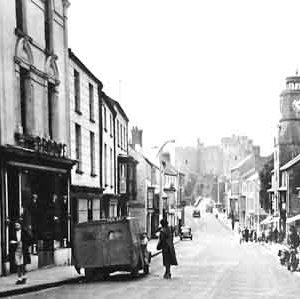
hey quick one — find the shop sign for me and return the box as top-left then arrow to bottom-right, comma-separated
15,133 -> 67,158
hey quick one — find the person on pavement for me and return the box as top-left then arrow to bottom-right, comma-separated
10,220 -> 32,284
157,219 -> 178,279
288,225 -> 300,250
244,227 -> 249,242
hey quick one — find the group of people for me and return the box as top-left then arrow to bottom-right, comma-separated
239,226 -> 257,243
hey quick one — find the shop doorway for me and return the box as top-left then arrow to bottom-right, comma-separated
7,167 -> 68,269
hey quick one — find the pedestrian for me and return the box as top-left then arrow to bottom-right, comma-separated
157,219 -> 178,279
10,220 -> 32,284
273,227 -> 279,243
244,227 -> 249,242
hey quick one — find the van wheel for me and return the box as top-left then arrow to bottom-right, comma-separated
130,268 -> 139,278
144,264 -> 149,274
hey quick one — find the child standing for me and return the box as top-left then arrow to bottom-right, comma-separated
10,221 -> 32,284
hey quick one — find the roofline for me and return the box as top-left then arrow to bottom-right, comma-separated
102,92 -> 117,116
68,48 -> 103,89
280,153 -> 300,171
110,98 -> 129,122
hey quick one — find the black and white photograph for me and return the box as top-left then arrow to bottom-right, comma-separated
1,0 -> 300,298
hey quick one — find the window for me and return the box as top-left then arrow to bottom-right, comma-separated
103,106 -> 107,131
15,0 -> 24,32
117,120 -> 120,147
74,70 -> 81,113
20,68 -> 29,135
123,126 -> 126,150
78,199 -> 88,223
87,199 -> 93,221
104,143 -> 108,186
89,83 -> 94,121
75,124 -> 82,173
90,132 -> 95,176
44,0 -> 53,51
120,124 -> 123,149
109,114 -> 113,136
48,83 -> 54,139
128,163 -> 137,200
110,148 -> 113,187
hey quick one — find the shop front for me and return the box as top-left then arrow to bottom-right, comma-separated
0,144 -> 75,275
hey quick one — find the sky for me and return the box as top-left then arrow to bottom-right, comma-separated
68,0 -> 300,156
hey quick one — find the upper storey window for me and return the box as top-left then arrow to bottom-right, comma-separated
20,67 -> 30,134
45,0 -> 53,52
15,0 -> 25,32
74,70 -> 81,113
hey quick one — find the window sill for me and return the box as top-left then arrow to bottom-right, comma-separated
76,169 -> 84,175
90,173 -> 97,177
75,109 -> 82,116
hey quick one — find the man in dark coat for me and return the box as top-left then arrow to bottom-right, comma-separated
244,227 -> 249,242
10,220 -> 32,284
157,219 -> 178,279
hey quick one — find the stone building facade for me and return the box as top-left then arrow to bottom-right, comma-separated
68,49 -> 103,225
0,0 -> 74,275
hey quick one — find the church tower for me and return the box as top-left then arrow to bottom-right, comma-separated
278,73 -> 300,165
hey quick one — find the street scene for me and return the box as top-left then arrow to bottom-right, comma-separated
3,0 -> 300,298
9,204 -> 300,299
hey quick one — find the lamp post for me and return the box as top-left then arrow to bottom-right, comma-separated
156,139 -> 175,222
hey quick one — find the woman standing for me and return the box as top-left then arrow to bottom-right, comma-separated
157,219 -> 178,279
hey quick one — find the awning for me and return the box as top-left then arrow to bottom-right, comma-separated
260,215 -> 279,225
286,214 -> 300,224
260,216 -> 272,225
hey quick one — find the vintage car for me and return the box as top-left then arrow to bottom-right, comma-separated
193,209 -> 201,218
72,218 -> 151,280
180,226 -> 193,240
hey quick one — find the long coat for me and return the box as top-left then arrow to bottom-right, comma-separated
10,229 -> 32,265
158,226 -> 178,266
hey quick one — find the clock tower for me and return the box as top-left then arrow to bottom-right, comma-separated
278,73 -> 300,165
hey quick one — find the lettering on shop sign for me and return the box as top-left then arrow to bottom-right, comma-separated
15,133 -> 67,158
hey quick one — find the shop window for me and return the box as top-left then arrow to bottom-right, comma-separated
48,83 -> 55,139
89,83 -> 94,122
93,199 -> 100,221
87,199 -> 93,221
75,124 -> 82,173
78,199 -> 88,223
74,70 -> 81,113
20,67 -> 29,135
90,131 -> 95,176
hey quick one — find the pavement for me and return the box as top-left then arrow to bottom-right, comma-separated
0,237 -> 180,298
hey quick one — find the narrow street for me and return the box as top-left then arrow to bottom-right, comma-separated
13,205 -> 300,299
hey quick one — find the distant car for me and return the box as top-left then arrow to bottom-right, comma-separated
193,209 -> 201,218
180,226 -> 192,240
